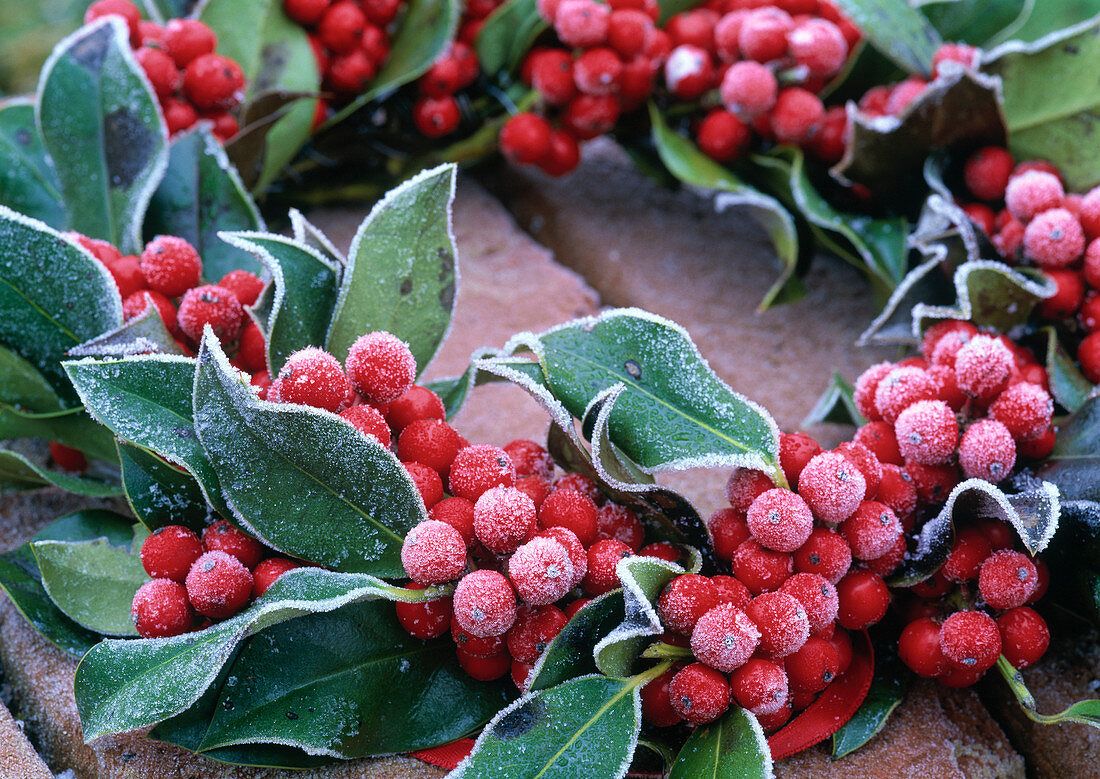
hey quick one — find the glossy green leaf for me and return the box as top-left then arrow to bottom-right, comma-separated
595,556 -> 681,677
193,331 -> 424,575
67,301 -> 186,359
477,0 -> 546,74
75,568 -> 446,740
670,706 -> 772,779
34,537 -> 146,636
118,442 -> 213,532
0,510 -> 135,657
985,16 -> 1100,191
832,643 -> 908,758
0,345 -> 63,413
326,164 -> 457,373
453,674 -> 646,779
197,600 -> 511,757
802,371 -> 865,428
1042,326 -> 1093,412
64,355 -> 227,514
219,231 -> 339,376
528,591 -> 626,692
919,0 -> 1030,47
534,308 -> 783,482
37,18 -> 167,253
0,101 -> 66,228
650,104 -> 802,310
832,0 -> 941,74
0,449 -> 121,496
144,127 -> 265,280
0,208 -> 122,399
326,0 -> 459,126
1038,395 -> 1100,501
0,404 -> 118,463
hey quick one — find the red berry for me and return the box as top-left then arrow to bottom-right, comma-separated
689,602 -> 759,673
793,527 -> 851,585
730,658 -> 789,716
779,572 -> 838,634
853,422 -> 902,466
185,550 -> 253,619
132,578 -> 194,638
401,520 -> 467,584
345,331 -> 416,403
788,18 -> 848,78
450,445 -> 516,502
990,383 -> 1053,443
562,94 -> 620,140
273,347 -> 352,412
958,419 -> 1016,483
473,486 -> 536,554
85,0 -> 141,46
1005,171 -> 1064,223
640,665 -> 683,727
669,663 -> 731,724
404,461 -> 445,509
658,574 -> 718,635
574,47 -> 622,95
428,496 -> 476,547
779,432 -> 823,489
217,270 -> 264,308
738,7 -> 792,62
770,87 -> 824,145
177,284 -> 245,343
939,610 -> 1001,672
539,488 -> 599,546
339,404 -> 391,446
898,617 -> 947,677
725,468 -> 774,512
453,569 -> 517,637
876,464 -> 917,522
746,488 -> 813,553
785,635 -> 841,693
732,539 -> 793,594
874,366 -> 938,423
841,500 -> 902,561
964,147 -> 1014,202
853,362 -> 894,421
537,526 -> 588,588
638,542 -> 683,565
506,605 -> 568,663
711,574 -> 751,610
457,649 -> 510,681
398,419 -> 461,475
48,442 -> 88,473
954,335 -> 1014,401
997,606 -> 1049,669
140,235 -> 202,297
554,0 -> 610,48
500,113 -> 553,166
696,109 -> 751,163
746,590 -> 810,658
664,44 -> 714,100
902,461 -> 958,505
123,291 -> 177,333
554,472 -> 601,503
251,557 -> 301,599
594,504 -> 644,550
708,508 -> 750,561
894,400 -> 958,465
141,525 -> 203,583
163,98 -> 198,135
607,9 -> 651,59
978,550 -> 1038,610
183,54 -> 245,112
509,537 -> 574,605
1024,208 -> 1085,268
581,538 -> 633,595
503,439 -> 554,480
413,96 -> 461,137
528,50 -> 577,105
665,8 -> 716,50
835,569 -> 889,630
834,441 -> 882,501
163,18 -> 217,68
202,519 -> 264,571
284,0 -> 333,25
318,1 -> 367,53
797,451 -> 866,523
135,47 -> 181,100
515,475 -> 553,509
453,623 -> 504,657
942,526 -> 992,582
386,385 -> 445,433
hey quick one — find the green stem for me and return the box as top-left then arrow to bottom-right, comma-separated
629,659 -> 674,689
640,642 -> 693,660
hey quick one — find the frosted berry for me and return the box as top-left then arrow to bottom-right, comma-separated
732,539 -> 793,594
978,550 -> 1038,610
395,584 -> 452,640
895,400 -> 958,465
639,542 -> 684,565
135,47 -> 181,100
664,44 -> 714,100
429,497 -> 476,548
554,472 -> 601,503
251,557 -> 301,599
690,603 -> 760,672
942,526 -> 992,582
275,347 -> 353,413
387,385 -> 445,433
529,49 -> 577,105
202,519 -> 264,571
658,574 -> 718,635
725,468 -> 774,512
841,500 -> 902,561
185,550 -> 253,619
345,331 -> 416,403
178,284 -> 245,342
449,445 -> 515,502
502,439 -> 554,480
719,60 -> 777,120
711,574 -> 751,610
779,432 -> 823,489
474,486 -> 537,554
669,663 -> 730,724
939,610 -> 1001,672
573,47 -> 622,95
607,9 -> 651,59
997,607 -> 1050,669
398,419 -> 461,475
955,335 -> 1014,400
339,405 -> 391,446
218,270 -> 264,307
183,54 -> 245,112
404,461 -> 445,509
865,533 -> 907,577
730,658 -> 788,716
898,617 -> 947,677
853,362 -> 895,421
797,451 -> 866,523
508,536 -> 574,605
515,475 -> 553,509
1005,171 -> 1064,223
932,41 -> 979,76
141,525 -> 203,583
746,591 -> 810,658
989,383 -> 1053,442
562,94 -> 619,140
958,419 -> 1016,483
539,488 -> 599,546
401,520 -> 467,584
1024,207 -> 1085,267
793,527 -> 852,584
85,0 -> 141,45
854,422 -> 902,466
877,463 -> 918,521
452,623 -> 504,657
903,461 -> 958,505
500,113 -> 553,165
140,235 -> 202,297
738,7 -> 793,62
779,573 -> 838,634
506,605 -> 568,663
707,508 -> 750,561
784,635 -> 840,693
770,88 -> 825,146
582,538 -> 633,595
964,147 -> 1014,202
554,0 -> 610,48
132,579 -> 193,638
640,665 -> 683,727
874,366 -> 938,423
123,290 -> 176,333
536,526 -> 588,587
835,569 -> 889,630
834,441 -> 882,500
453,569 -> 517,637
788,18 -> 848,78
162,18 -> 217,68
595,504 -> 644,551
746,488 -> 813,553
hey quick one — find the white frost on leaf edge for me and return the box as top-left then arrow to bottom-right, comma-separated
983,14 -> 1100,62
288,208 -> 343,265
594,557 -> 683,678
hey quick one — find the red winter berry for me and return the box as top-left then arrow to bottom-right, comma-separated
1005,171 -> 1064,223
395,583 -> 452,639
163,98 -> 198,135
780,572 -> 839,634
237,320 -> 267,373
784,635 -> 840,693
853,362 -> 895,421
707,508 -> 750,561
582,538 -> 633,595
387,385 -> 445,433
725,468 -> 774,512
719,60 -> 777,119
788,18 -> 848,78
453,569 -> 517,637
218,270 -> 264,307
898,617 -> 947,677
639,542 -> 684,565
537,526 -> 588,587
841,500 -> 902,561
854,422 -> 902,466
500,113 -> 553,165
140,235 -> 202,297
404,461 -> 445,509
398,419 -> 461,475
978,550 -> 1038,610
732,539 -> 793,594
85,0 -> 141,46
506,605 -> 568,663
453,623 -> 504,657
508,536 -> 574,605
402,520 -> 467,584
284,0 -> 333,25
696,109 -> 751,163
131,578 -> 194,638
835,569 -> 889,630
895,400 -> 958,465
690,603 -> 760,672
123,290 -> 177,331
48,442 -> 88,473
515,475 -> 553,509
874,366 -> 938,423
997,606 -> 1050,669
730,658 -> 789,716
746,590 -> 810,658
450,444 -> 516,501
746,488 -> 813,553
251,557 -> 301,599
345,331 -> 416,403
539,488 -> 599,546
162,18 -> 217,68
990,382 -> 1053,442
1024,208 -> 1085,267
574,47 -> 622,95
797,451 -> 866,523
793,527 -> 852,584
640,665 -> 683,727
135,47 -> 181,100
877,463 -> 917,521
664,45 -> 714,100
939,610 -> 1001,672
770,88 -> 824,146
457,649 -> 510,681
339,404 -> 391,446
429,496 -> 476,547
711,574 -> 751,610
834,441 -> 882,501
738,7 -> 793,62
554,472 -> 601,503
607,9 -> 652,59
474,486 -> 537,554
964,146 -> 1014,202
778,432 -> 823,489
958,419 -> 1016,483
183,54 -> 245,112
185,550 -> 254,619
658,574 -> 718,635
202,519 -> 264,571
942,526 -> 992,582
955,335 -> 1014,400
555,0 -> 611,48
413,96 -> 461,137
177,284 -> 245,342
595,504 -> 644,550
275,347 -> 353,413
503,439 -> 554,480
141,525 -> 203,583
669,662 -> 731,724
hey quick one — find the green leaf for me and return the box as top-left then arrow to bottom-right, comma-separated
67,301 -> 186,359
325,164 -> 458,373
670,706 -> 772,779
74,568 -> 445,741
832,0 -> 941,74
528,590 -> 626,692
453,674 -> 647,779
1042,326 -> 1093,413
144,127 -> 265,280
140,0 -> 198,24
118,442 -> 213,532
325,0 -> 460,126
1038,395 -> 1100,501
0,449 -> 121,496
288,208 -> 345,265
477,0 -> 546,74
919,0 -> 1030,47
984,16 -> 1100,191
219,232 -> 339,376
656,0 -> 701,23
595,556 -> 681,677
33,537 -> 146,636
193,331 -> 424,574
0,510 -> 136,657
0,344 -> 64,413
37,18 -> 168,253
0,208 -> 123,399
1008,1 -> 1100,43
0,404 -> 118,463
649,104 -> 801,310
0,100 -> 66,228
195,600 -> 511,757
832,642 -> 908,758
802,371 -> 865,428
63,355 -> 228,514
534,308 -> 784,482
996,654 -> 1100,730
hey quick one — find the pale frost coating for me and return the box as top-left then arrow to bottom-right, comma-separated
288,207 -> 345,264
594,557 -> 683,677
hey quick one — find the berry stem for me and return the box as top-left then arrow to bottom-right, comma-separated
628,659 -> 674,689
997,654 -> 1100,729
640,641 -> 694,660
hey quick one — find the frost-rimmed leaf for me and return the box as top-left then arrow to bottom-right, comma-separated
920,0 -> 1031,48
528,590 -> 626,692
996,654 -> 1100,731
193,331 -> 424,575
118,442 -> 213,532
0,207 -> 122,398
425,346 -> 509,419
37,18 -> 168,253
803,371 -> 865,428
0,345 -> 63,413
649,104 -> 802,309
831,0 -> 941,74
34,536 -> 146,636
0,405 -> 117,463
533,307 -> 784,481
0,100 -> 66,228
1042,326 -> 1094,412
835,67 -> 1005,195
1038,395 -> 1100,501
325,164 -> 458,372
832,641 -> 908,758
74,567 -> 448,741
219,231 -> 339,376
193,599 -> 511,758
595,556 -> 682,677
669,706 -> 772,779
64,354 -> 228,514
983,16 -> 1100,191
450,671 -> 657,779
0,449 -> 121,496
145,126 -> 265,280
889,478 -> 1060,586
289,208 -> 345,265
477,0 -> 546,74
0,510 -> 134,657
68,301 -> 185,358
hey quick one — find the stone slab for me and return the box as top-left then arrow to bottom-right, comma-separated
0,698 -> 52,779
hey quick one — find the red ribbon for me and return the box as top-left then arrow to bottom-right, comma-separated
410,737 -> 476,770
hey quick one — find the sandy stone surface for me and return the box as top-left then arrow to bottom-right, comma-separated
0,699 -> 52,779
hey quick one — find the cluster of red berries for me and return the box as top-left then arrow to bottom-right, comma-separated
498,0 -> 861,177
131,520 -> 303,637
956,148 -> 1100,384
84,0 -> 246,140
854,42 -> 979,122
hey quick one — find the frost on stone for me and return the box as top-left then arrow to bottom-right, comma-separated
594,556 -> 682,678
